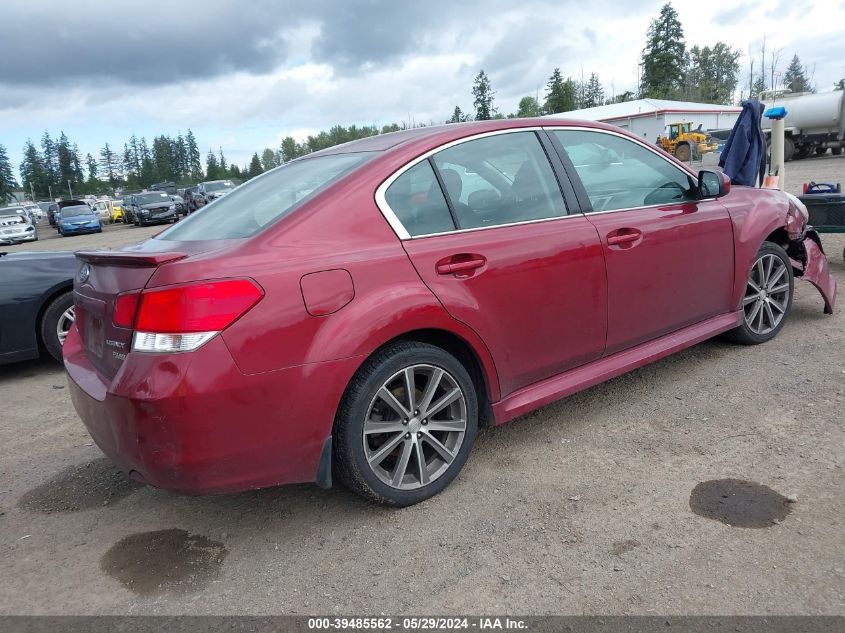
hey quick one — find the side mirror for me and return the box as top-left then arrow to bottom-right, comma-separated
698,169 -> 730,198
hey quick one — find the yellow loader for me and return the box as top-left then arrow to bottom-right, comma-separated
656,122 -> 719,162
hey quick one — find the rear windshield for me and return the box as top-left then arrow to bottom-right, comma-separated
158,152 -> 375,241
61,206 -> 94,217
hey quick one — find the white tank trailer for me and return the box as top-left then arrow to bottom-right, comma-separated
761,90 -> 845,161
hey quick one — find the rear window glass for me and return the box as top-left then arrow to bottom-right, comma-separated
158,152 -> 374,241
384,161 -> 455,237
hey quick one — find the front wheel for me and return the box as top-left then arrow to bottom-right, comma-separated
725,241 -> 794,345
334,342 -> 478,506
674,143 -> 691,162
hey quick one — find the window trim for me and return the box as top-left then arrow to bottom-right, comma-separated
375,127 -> 574,240
544,126 -> 713,216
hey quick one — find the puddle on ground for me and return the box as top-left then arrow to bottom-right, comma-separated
17,458 -> 143,513
611,539 -> 641,556
100,529 -> 227,596
689,478 -> 792,528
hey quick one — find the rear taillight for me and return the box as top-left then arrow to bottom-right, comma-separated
113,291 -> 140,328
129,279 -> 263,353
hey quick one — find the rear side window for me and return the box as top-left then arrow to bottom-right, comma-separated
384,161 -> 456,237
158,152 -> 374,241
553,130 -> 696,212
431,131 -> 567,229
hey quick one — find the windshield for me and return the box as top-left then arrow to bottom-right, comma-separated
61,205 -> 94,218
204,181 -> 234,192
135,192 -> 171,205
0,207 -> 25,216
158,152 -> 374,241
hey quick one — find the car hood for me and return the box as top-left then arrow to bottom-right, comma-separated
207,189 -> 233,196
0,215 -> 26,226
62,215 -> 98,223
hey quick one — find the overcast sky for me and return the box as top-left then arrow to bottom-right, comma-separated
1,0 -> 843,174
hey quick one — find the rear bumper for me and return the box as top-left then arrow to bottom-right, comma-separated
60,225 -> 100,234
64,324 -> 362,494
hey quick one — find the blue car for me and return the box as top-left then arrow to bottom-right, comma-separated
57,203 -> 102,236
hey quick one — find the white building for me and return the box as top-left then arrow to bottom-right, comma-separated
543,99 -> 741,142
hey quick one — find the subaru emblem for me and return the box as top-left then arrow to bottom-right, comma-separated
78,263 -> 91,283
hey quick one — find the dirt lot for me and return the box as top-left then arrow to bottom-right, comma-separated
1,158 -> 844,615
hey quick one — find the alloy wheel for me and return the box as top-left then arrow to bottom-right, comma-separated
742,253 -> 789,335
57,306 -> 75,346
363,364 -> 467,490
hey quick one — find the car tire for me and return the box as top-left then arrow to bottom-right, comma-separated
832,147 -> 843,156
334,341 -> 478,506
41,291 -> 75,362
725,241 -> 794,345
674,143 -> 691,162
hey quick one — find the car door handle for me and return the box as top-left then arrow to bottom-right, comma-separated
606,229 -> 642,246
436,254 -> 487,275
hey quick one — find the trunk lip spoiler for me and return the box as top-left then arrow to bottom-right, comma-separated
75,250 -> 187,267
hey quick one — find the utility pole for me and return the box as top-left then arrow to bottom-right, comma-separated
29,182 -> 36,202
48,185 -> 53,201
68,180 -> 73,199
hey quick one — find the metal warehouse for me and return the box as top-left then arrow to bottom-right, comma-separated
544,98 -> 742,141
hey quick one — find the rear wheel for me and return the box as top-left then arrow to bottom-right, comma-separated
783,136 -> 795,161
815,147 -> 827,156
832,147 -> 843,156
725,241 -> 793,345
41,291 -> 75,362
334,342 -> 478,506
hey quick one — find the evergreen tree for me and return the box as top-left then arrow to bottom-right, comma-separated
751,74 -> 766,97
640,3 -> 686,98
40,131 -> 58,191
99,143 -> 121,195
582,73 -> 605,108
472,70 -> 496,120
447,106 -> 469,123
247,153 -> 263,179
218,148 -> 228,176
138,137 -> 154,186
544,69 -> 577,113
206,150 -> 220,180
85,153 -> 98,191
515,96 -> 542,118
783,54 -> 812,93
20,140 -> 47,199
185,129 -> 203,181
0,144 -> 18,202
381,123 -> 401,134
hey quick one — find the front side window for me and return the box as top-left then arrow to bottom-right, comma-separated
553,130 -> 696,212
384,160 -> 455,237
158,152 -> 374,241
431,131 -> 566,229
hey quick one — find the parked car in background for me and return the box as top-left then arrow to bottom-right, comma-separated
44,202 -> 60,226
195,179 -> 235,208
91,199 -> 115,222
22,202 -> 44,222
65,119 -> 835,506
110,200 -> 124,223
126,191 -> 178,226
57,204 -> 102,236
0,250 -> 76,364
0,208 -> 38,244
170,194 -> 187,216
184,186 -> 200,213
122,196 -> 134,224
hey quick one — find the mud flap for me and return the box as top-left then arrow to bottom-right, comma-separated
793,230 -> 836,314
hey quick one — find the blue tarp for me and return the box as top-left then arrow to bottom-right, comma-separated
718,99 -> 767,187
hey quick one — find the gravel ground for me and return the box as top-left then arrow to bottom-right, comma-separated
1,158 -> 843,615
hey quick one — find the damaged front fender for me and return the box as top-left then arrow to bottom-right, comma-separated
791,229 -> 837,314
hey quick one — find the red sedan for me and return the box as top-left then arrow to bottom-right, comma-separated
64,119 -> 836,506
